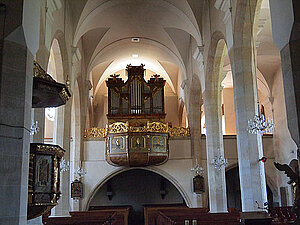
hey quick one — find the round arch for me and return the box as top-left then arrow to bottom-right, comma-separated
84,167 -> 192,210
47,30 -> 70,82
44,36 -> 67,146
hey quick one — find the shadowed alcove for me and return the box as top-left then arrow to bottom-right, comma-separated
226,166 -> 274,211
88,169 -> 186,225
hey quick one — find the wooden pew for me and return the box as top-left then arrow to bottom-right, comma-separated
43,206 -> 130,225
144,205 -> 240,225
269,207 -> 297,224
144,204 -> 187,225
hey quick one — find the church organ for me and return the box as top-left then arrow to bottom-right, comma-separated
83,64 -> 190,167
106,64 -> 166,122
105,64 -> 169,167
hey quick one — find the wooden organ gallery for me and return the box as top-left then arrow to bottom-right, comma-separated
84,64 -> 191,167
105,64 -> 169,167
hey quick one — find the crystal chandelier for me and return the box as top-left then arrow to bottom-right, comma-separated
211,155 -> 228,170
60,157 -> 70,173
30,121 -> 39,136
247,102 -> 274,134
74,166 -> 86,179
191,163 -> 204,176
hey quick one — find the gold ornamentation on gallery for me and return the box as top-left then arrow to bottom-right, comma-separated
84,122 -> 190,138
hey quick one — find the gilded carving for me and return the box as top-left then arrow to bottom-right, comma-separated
108,122 -> 129,133
36,145 -> 64,158
59,88 -> 70,102
84,127 -> 107,138
146,121 -> 168,133
129,126 -> 148,132
33,61 -> 55,82
168,127 -> 191,137
84,124 -> 190,138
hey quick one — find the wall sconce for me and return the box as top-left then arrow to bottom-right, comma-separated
258,156 -> 267,163
30,120 -> 39,136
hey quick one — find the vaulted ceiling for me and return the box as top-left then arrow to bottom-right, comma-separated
73,0 -> 203,97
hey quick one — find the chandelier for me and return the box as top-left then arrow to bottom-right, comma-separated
211,155 -> 228,170
30,120 -> 39,136
191,163 -> 204,176
74,166 -> 86,179
247,102 -> 274,134
60,157 -> 70,173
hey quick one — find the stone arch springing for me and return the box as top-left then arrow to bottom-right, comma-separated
178,99 -> 188,128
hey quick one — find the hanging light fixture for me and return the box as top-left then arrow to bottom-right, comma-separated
191,163 -> 205,193
211,155 -> 228,170
74,166 -> 86,179
245,0 -> 274,135
60,157 -> 70,173
191,163 -> 204,176
30,121 -> 40,136
247,101 -> 274,134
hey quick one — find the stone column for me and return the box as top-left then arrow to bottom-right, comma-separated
229,1 -> 267,212
203,89 -> 228,213
188,75 -> 207,207
0,33 -> 33,225
0,1 -> 40,224
70,82 -> 82,211
0,1 -> 39,223
53,99 -> 72,216
231,61 -> 267,211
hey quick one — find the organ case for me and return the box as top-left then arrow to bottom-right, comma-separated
106,64 -> 166,122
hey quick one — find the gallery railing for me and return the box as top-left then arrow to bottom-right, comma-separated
83,122 -> 190,167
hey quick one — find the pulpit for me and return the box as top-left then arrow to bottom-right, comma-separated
28,62 -> 70,220
28,143 -> 64,220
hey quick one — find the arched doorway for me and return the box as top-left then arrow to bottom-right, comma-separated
88,169 -> 186,225
226,167 -> 274,210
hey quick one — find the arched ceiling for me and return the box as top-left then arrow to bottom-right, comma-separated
74,0 -> 202,96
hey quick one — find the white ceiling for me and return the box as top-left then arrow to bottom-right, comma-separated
72,0 -> 281,99
74,0 -> 202,97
